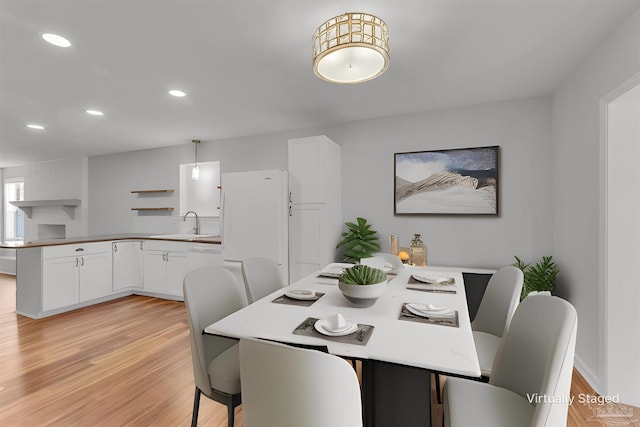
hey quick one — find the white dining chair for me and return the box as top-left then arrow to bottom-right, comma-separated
472,265 -> 524,378
241,257 -> 284,303
360,252 -> 404,274
184,267 -> 246,427
239,338 -> 363,427
443,295 -> 578,427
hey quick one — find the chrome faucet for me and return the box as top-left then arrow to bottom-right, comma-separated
183,211 -> 200,234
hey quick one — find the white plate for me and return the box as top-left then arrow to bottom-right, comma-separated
284,289 -> 318,300
406,303 -> 454,318
314,318 -> 358,336
412,274 -> 454,285
319,263 -> 354,278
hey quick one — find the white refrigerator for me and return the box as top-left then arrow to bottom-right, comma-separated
220,169 -> 289,285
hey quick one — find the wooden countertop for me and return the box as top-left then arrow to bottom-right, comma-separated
0,234 -> 222,249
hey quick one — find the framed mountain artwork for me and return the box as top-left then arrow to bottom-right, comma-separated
394,146 -> 499,215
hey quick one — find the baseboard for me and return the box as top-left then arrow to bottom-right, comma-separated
574,353 -> 603,395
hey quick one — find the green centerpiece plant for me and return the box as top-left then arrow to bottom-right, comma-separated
336,217 -> 381,263
338,264 -> 388,286
513,255 -> 559,300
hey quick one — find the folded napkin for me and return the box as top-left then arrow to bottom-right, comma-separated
406,303 -> 456,319
411,273 -> 456,285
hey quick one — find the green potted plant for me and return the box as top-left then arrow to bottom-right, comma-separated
513,255 -> 559,300
336,217 -> 381,263
338,264 -> 388,307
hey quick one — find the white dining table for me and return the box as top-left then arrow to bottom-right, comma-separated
205,264 -> 484,427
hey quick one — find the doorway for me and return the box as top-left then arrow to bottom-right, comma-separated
602,74 -> 640,407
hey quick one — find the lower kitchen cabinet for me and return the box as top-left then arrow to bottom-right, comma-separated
41,242 -> 113,312
112,241 -> 144,291
143,249 -> 188,297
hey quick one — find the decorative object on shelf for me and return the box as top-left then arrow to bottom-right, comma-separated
312,12 -> 389,84
409,233 -> 426,266
191,139 -> 201,180
513,255 -> 559,300
336,217 -> 381,263
338,264 -> 387,306
394,146 -> 499,215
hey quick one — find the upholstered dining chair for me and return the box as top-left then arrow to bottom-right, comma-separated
183,267 -> 246,427
434,265 -> 523,403
241,257 -> 284,303
443,295 -> 578,427
239,338 -> 363,427
472,265 -> 524,378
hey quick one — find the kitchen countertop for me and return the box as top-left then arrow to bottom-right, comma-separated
0,234 -> 222,249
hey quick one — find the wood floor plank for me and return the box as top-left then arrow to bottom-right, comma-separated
1,273 -> 637,426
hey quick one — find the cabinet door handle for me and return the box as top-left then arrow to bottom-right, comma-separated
140,242 -> 144,250
80,257 -> 84,266
114,244 -> 118,252
76,257 -> 79,267
289,192 -> 293,203
289,205 -> 292,217
165,252 -> 169,262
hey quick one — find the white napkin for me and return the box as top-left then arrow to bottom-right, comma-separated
406,303 -> 455,319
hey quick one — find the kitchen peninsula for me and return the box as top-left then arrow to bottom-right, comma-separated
2,234 -> 222,319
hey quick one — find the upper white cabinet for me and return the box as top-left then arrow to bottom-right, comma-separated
288,135 -> 342,282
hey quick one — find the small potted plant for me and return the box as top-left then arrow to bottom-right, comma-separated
513,255 -> 559,300
338,264 -> 388,307
336,217 -> 381,263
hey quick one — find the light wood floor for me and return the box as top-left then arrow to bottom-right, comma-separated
0,273 -> 637,426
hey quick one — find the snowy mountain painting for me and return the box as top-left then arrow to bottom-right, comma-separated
394,146 -> 499,215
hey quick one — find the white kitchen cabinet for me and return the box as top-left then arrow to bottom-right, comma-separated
42,242 -> 113,311
143,241 -> 189,298
288,135 -> 342,282
112,241 -> 143,291
42,256 -> 79,311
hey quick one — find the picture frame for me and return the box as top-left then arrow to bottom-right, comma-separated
394,146 -> 499,215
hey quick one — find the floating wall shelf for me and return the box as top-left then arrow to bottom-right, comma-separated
131,207 -> 174,211
131,189 -> 174,194
10,199 -> 81,219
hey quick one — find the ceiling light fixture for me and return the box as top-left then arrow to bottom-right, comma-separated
169,89 -> 186,97
191,139 -> 201,180
86,109 -> 104,116
27,124 -> 45,130
42,33 -> 71,48
312,12 -> 389,84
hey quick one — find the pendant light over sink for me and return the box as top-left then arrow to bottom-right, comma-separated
312,12 -> 389,84
191,139 -> 201,180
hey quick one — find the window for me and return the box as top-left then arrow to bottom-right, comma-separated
4,179 -> 24,241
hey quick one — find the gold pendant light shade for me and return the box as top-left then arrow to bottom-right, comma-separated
312,12 -> 389,84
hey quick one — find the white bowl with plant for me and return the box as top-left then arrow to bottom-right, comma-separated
338,264 -> 388,307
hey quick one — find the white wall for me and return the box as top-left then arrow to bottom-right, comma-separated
89,96 -> 554,272
552,8 -> 640,394
3,157 -> 88,241
330,96 -> 554,269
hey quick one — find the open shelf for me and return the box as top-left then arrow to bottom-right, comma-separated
131,207 -> 174,211
11,199 -> 81,219
131,189 -> 174,194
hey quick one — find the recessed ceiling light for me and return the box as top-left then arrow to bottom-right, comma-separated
86,109 -> 104,116
27,124 -> 45,130
169,89 -> 186,97
42,33 -> 71,48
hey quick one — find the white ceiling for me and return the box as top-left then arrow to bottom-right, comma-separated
1,0 -> 639,168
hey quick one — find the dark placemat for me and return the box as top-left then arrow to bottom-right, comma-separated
292,317 -> 374,345
406,276 -> 458,294
399,303 -> 459,328
272,292 -> 325,307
